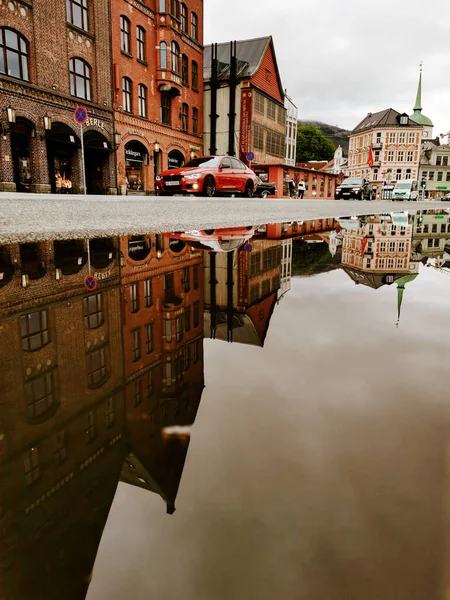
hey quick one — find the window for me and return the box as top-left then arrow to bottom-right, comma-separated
398,242 -> 405,252
24,448 -> 40,486
171,41 -> 180,73
395,169 -> 402,181
83,294 -> 103,329
407,151 -> 414,162
184,305 -> 191,331
25,372 -> 55,420
181,3 -> 188,32
387,258 -> 394,269
191,12 -> 198,40
193,264 -> 199,289
146,370 -> 153,398
133,378 -> 142,407
408,132 -> 416,144
397,151 -> 404,162
389,132 -> 396,144
146,323 -> 154,354
165,319 -> 172,342
267,100 -> 276,120
405,169 -> 411,180
400,115 -> 408,125
181,54 -> 189,85
0,28 -> 29,81
437,172 -> 443,182
250,284 -> 259,303
54,431 -> 67,466
447,172 -> 450,182
130,282 -> 139,313
161,93 -> 171,125
192,107 -> 198,134
250,252 -> 261,276
277,106 -> 286,125
255,93 -> 265,114
192,60 -> 198,90
254,124 -> 264,151
165,362 -> 172,387
175,315 -> 184,343
66,0 -> 88,31
138,84 -> 147,117
266,130 -> 284,157
428,172 -> 434,181
436,156 -> 442,166
170,0 -> 180,18
160,41 -> 167,69
85,411 -> 95,442
137,26 -> 146,62
184,346 -> 190,371
443,156 -> 449,167
159,0 -> 166,11
69,58 -> 91,100
181,102 -> 188,131
122,77 -> 132,112
144,278 -> 152,307
387,150 -> 394,162
389,241 -> 396,252
132,329 -> 141,362
398,132 -> 406,144
183,267 -> 190,292
193,301 -> 199,327
120,16 -> 131,54
86,347 -> 107,387
105,396 -> 115,428
20,310 -> 49,351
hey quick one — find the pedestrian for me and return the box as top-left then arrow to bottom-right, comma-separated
289,178 -> 296,198
298,179 -> 305,199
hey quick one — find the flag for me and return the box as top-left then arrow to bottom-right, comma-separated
361,236 -> 368,255
368,146 -> 374,168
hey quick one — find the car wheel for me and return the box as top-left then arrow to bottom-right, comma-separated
261,190 -> 269,199
244,180 -> 254,198
203,176 -> 216,197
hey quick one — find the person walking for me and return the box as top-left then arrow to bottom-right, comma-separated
298,179 -> 306,199
288,178 -> 296,198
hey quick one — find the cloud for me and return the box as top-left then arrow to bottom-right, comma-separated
205,0 -> 450,134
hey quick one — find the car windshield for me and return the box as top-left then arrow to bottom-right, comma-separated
342,178 -> 363,185
183,157 -> 221,168
396,183 -> 411,189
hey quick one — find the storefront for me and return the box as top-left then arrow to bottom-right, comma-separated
125,140 -> 148,194
46,122 -> 80,194
10,119 -> 33,193
168,149 -> 185,170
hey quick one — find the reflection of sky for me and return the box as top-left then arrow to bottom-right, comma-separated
89,266 -> 450,600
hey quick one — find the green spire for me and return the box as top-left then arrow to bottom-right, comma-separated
396,283 -> 405,328
414,66 -> 422,112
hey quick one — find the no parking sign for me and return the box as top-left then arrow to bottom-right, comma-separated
84,275 -> 97,291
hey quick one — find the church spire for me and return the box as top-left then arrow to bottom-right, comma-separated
414,62 -> 423,112
396,282 -> 406,328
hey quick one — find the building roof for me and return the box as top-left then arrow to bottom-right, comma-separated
343,268 -> 408,289
352,109 -> 418,133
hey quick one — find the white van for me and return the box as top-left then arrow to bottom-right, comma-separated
392,180 -> 419,201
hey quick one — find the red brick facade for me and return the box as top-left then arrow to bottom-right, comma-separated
0,0 -> 117,194
251,44 -> 284,104
112,0 -> 204,194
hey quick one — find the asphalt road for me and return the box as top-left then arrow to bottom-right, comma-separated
1,193 -> 449,243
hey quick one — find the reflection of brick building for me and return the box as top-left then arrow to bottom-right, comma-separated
0,240 -> 125,599
119,234 -> 204,511
0,0 -> 116,194
112,0 -> 204,194
204,241 -> 282,346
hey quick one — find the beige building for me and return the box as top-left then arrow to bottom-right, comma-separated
348,109 -> 423,197
419,142 -> 450,199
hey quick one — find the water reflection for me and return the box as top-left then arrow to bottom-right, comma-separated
1,210 -> 450,598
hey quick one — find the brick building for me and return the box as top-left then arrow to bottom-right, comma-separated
0,0 -> 117,194
112,0 -> 204,194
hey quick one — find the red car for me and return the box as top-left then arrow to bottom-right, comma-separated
155,156 -> 258,198
165,227 -> 255,253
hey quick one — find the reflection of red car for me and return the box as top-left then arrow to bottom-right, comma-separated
155,156 -> 258,198
165,227 -> 255,253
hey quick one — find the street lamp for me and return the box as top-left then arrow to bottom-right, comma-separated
153,140 -> 160,152
7,107 -> 16,124
114,131 -> 122,147
43,116 -> 52,131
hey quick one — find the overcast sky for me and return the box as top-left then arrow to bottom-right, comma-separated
205,0 -> 450,136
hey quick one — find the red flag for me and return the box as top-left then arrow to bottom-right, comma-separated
368,146 -> 374,168
361,236 -> 368,255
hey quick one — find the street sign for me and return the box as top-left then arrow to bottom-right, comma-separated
244,243 -> 253,252
246,152 -> 255,162
74,105 -> 88,125
84,275 -> 97,291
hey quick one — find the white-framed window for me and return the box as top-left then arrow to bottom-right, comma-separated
395,169 -> 402,181
397,151 -> 404,162
398,132 -> 406,144
396,258 -> 404,268
388,150 -> 394,162
408,132 -> 416,144
387,258 -> 394,269
407,151 -> 414,162
389,132 -> 396,144
389,241 -> 396,252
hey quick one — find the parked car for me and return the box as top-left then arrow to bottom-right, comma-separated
335,177 -> 374,200
441,193 -> 450,201
164,227 -> 255,253
392,179 -> 419,201
255,176 -> 277,198
155,156 -> 258,198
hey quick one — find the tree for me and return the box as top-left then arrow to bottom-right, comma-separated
296,125 -> 336,164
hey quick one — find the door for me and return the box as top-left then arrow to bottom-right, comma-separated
231,157 -> 246,192
218,157 -> 232,191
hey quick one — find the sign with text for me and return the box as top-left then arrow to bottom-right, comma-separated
239,90 -> 253,163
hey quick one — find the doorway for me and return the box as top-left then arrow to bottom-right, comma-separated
46,122 -> 80,193
10,120 -> 33,192
84,131 -> 111,195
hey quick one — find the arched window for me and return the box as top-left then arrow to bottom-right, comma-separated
171,41 -> 180,74
181,103 -> 188,132
0,28 -> 29,81
181,54 -> 188,85
192,60 -> 198,91
122,77 -> 132,112
120,15 -> 131,53
181,3 -> 188,32
138,84 -> 147,118
66,0 -> 88,31
136,26 -> 146,62
69,57 -> 91,100
161,94 -> 171,126
191,12 -> 198,40
192,107 -> 198,135
160,41 -> 167,69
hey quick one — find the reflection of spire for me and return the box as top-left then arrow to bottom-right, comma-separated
396,282 -> 405,328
